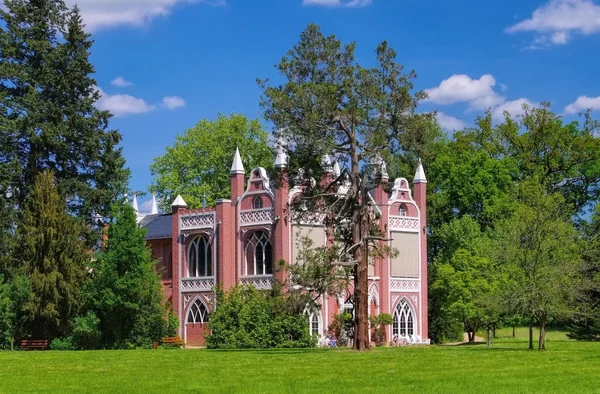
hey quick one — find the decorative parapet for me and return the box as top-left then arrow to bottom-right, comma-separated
390,278 -> 420,292
239,208 -> 274,225
181,277 -> 215,292
239,275 -> 274,290
389,216 -> 419,232
180,212 -> 215,230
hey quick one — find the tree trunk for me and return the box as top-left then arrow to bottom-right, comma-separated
528,321 -> 533,350
492,326 -> 496,339
353,203 -> 370,351
486,328 -> 490,347
538,320 -> 546,351
512,326 -> 515,338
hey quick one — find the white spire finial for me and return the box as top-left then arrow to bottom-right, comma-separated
150,193 -> 158,214
231,147 -> 245,175
414,158 -> 427,183
171,194 -> 188,208
132,193 -> 139,212
274,138 -> 288,169
321,155 -> 332,172
333,161 -> 341,178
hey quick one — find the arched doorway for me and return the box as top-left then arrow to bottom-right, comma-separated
185,297 -> 210,346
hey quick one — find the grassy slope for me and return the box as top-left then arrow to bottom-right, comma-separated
1,333 -> 599,393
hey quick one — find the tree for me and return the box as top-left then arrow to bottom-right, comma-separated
150,113 -> 273,209
493,182 -> 582,350
0,274 -> 32,349
87,203 -> 168,348
466,104 -> 600,218
13,170 -> 89,339
568,203 -> 600,341
0,1 -> 129,220
258,24 -> 431,350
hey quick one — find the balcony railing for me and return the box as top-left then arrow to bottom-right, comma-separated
388,216 -> 419,232
181,277 -> 215,292
239,208 -> 274,225
180,212 -> 215,230
239,275 -> 274,290
389,278 -> 420,292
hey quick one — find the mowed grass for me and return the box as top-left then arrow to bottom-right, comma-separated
1,333 -> 600,393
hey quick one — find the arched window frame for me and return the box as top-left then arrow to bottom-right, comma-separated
253,196 -> 263,209
187,236 -> 212,278
187,298 -> 210,324
308,312 -> 321,337
392,299 -> 416,337
244,231 -> 273,276
398,204 -> 407,217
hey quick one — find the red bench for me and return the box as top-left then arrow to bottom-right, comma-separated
20,339 -> 49,350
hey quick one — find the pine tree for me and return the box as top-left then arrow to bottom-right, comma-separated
0,0 -> 129,221
14,170 -> 89,339
88,203 -> 168,348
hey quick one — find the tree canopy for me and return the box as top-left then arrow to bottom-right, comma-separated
150,113 -> 273,209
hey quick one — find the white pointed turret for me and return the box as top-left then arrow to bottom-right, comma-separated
274,139 -> 288,169
333,161 -> 341,178
132,193 -> 139,212
150,193 -> 158,214
414,158 -> 427,183
171,194 -> 188,208
230,147 -> 245,175
370,155 -> 388,179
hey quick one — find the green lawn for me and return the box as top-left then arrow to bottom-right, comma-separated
1,336 -> 599,393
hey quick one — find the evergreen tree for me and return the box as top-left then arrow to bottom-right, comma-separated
14,170 -> 89,339
0,0 -> 129,221
88,203 -> 167,348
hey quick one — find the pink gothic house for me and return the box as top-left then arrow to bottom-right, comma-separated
135,147 -> 428,347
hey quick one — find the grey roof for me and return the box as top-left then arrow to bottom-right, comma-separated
139,214 -> 172,240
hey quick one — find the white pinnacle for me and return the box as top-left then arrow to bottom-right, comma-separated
151,193 -> 158,214
414,158 -> 427,183
171,194 -> 188,208
230,147 -> 245,174
132,193 -> 139,212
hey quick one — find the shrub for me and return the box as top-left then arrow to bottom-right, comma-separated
206,285 -> 315,349
72,312 -> 101,349
49,337 -> 74,350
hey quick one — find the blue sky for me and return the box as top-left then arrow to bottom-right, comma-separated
69,0 -> 600,211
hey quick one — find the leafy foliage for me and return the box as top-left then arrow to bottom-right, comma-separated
86,203 -> 168,348
206,285 -> 315,349
150,113 -> 272,209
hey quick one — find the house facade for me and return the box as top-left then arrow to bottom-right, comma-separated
135,148 -> 428,347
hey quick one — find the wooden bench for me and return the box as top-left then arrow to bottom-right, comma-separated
20,339 -> 48,350
162,337 -> 184,347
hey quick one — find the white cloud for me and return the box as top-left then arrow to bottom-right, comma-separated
65,0 -> 225,32
564,95 -> 600,114
95,87 -> 155,117
506,0 -> 600,48
111,76 -> 133,87
162,96 -> 186,110
424,74 -> 504,111
491,98 -> 536,120
436,112 -> 466,131
302,0 -> 371,7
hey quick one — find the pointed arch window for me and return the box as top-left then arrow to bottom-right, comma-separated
398,204 -> 407,217
187,236 -> 212,277
309,313 -> 321,336
187,298 -> 209,324
244,231 -> 273,276
392,299 -> 416,336
253,196 -> 263,209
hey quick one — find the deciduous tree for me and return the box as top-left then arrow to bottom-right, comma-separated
150,113 -> 273,209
